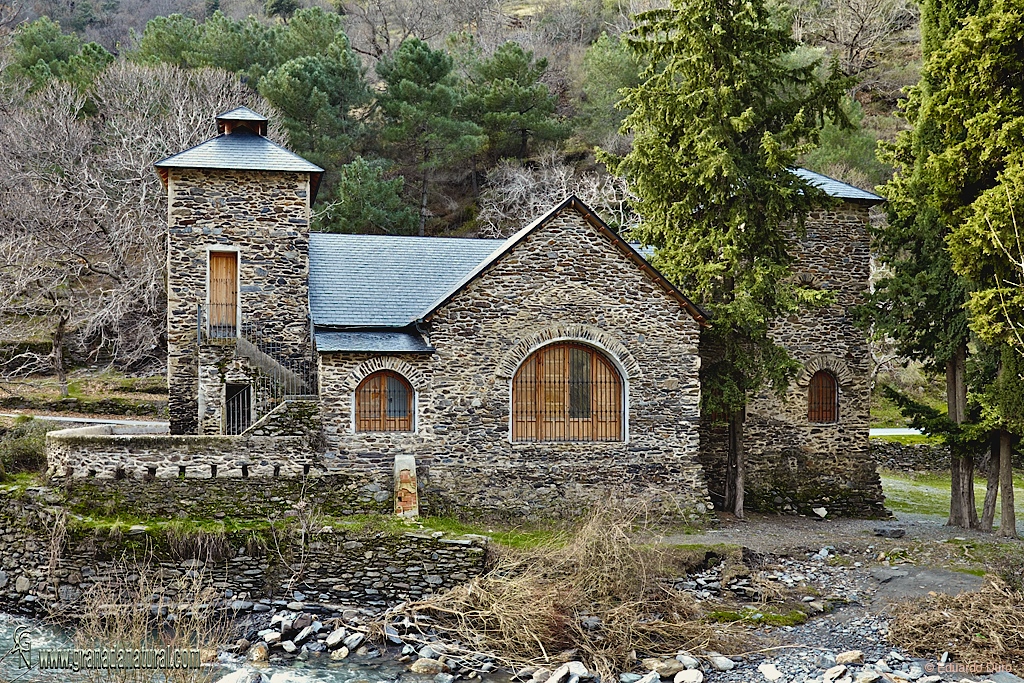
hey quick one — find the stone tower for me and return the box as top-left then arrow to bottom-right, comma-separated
155,107 -> 323,435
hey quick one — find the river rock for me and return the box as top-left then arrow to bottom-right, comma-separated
824,665 -> 848,682
706,654 -> 735,672
673,671 -> 703,683
675,655 -> 700,670
343,632 -> 365,649
642,658 -> 685,677
248,643 -> 269,663
292,614 -> 313,632
15,575 -> 30,593
280,640 -> 297,654
757,663 -> 783,681
854,671 -> 881,683
329,646 -> 349,661
836,651 -> 865,665
636,672 -> 660,683
411,658 -> 449,675
325,628 -> 347,648
619,676 -> 641,683
263,632 -> 281,645
293,626 -> 315,646
435,674 -> 457,683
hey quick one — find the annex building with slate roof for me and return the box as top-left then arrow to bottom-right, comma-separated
47,107 -> 886,521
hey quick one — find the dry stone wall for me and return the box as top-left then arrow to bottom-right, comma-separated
166,168 -> 312,435
699,202 -> 886,518
0,489 -> 484,617
318,208 -> 711,520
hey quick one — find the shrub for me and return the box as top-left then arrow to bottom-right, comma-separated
0,417 -> 49,479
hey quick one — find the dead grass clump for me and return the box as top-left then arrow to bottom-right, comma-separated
52,560 -> 230,683
381,507 -> 737,679
888,577 -> 1024,669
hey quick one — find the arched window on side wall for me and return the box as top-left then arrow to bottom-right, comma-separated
808,370 -> 839,423
512,342 -> 623,442
355,370 -> 413,432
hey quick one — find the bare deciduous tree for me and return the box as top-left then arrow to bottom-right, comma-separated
478,152 -> 637,238
0,61 -> 272,389
791,0 -> 918,79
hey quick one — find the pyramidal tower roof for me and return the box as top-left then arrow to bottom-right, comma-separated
154,107 -> 323,201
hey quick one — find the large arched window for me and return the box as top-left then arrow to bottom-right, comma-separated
355,371 -> 413,432
808,370 -> 839,423
512,342 -> 623,442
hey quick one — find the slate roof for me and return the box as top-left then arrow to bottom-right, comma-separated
314,329 -> 433,353
154,130 -> 323,175
308,233 -> 505,329
216,106 -> 268,122
794,168 -> 884,204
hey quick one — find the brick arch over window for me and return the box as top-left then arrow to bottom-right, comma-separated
512,342 -> 624,442
342,357 -> 426,392
795,354 -> 854,388
497,325 -> 640,380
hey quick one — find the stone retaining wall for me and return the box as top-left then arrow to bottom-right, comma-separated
870,440 -> 950,472
0,488 -> 486,617
46,403 -> 323,480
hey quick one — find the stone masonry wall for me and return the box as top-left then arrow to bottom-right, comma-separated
47,401 -> 325,481
699,202 -> 886,518
0,489 -> 485,617
318,207 -> 712,521
166,168 -> 312,435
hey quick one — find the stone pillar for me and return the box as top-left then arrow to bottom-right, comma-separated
394,454 -> 419,518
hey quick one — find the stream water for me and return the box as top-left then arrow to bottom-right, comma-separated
0,613 -> 475,683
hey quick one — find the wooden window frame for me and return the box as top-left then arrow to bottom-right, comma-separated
354,370 -> 414,433
808,370 -> 839,423
511,342 -> 624,443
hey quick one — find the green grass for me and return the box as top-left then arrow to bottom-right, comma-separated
881,469 -> 1024,523
871,434 -> 945,446
421,516 -> 561,549
871,382 -> 947,428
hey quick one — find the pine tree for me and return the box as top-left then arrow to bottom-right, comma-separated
464,41 -> 567,162
377,37 -> 484,236
605,0 -> 849,517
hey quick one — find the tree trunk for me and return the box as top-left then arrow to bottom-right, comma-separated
999,429 -> 1018,538
945,344 -> 978,528
52,313 -> 68,398
981,429 -> 1000,532
418,174 -> 428,237
725,408 -> 745,519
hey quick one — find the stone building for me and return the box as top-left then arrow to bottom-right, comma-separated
48,107 -> 886,519
697,171 -> 887,517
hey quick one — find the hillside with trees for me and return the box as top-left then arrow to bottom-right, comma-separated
0,0 -> 917,387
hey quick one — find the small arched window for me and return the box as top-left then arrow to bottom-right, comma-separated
808,370 -> 839,423
512,342 -> 623,442
356,371 -> 413,432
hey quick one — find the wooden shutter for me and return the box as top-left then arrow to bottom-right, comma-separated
808,371 -> 838,423
512,343 -> 623,442
356,371 -> 413,432
209,251 -> 238,337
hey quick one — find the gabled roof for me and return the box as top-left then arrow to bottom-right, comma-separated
419,196 -> 709,325
794,168 -> 884,204
154,129 -> 324,201
308,233 -> 505,328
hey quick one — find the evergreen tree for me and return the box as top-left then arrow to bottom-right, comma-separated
464,41 -> 567,162
870,0 -> 987,528
575,32 -> 641,148
605,0 -> 849,517
133,14 -> 202,68
9,17 -> 113,91
377,37 -> 484,235
259,37 -> 369,180
316,157 -> 418,235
